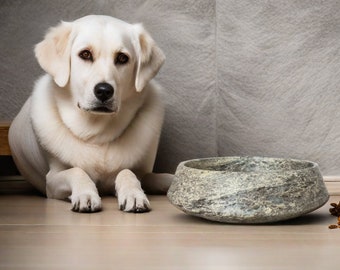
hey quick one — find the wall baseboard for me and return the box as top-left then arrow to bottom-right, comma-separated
324,176 -> 340,196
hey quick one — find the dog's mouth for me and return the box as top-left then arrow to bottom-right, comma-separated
91,106 -> 115,113
77,103 -> 118,114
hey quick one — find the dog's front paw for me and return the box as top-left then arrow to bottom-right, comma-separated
118,188 -> 150,213
70,192 -> 102,213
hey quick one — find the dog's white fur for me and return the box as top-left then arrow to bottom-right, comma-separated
9,15 -> 172,213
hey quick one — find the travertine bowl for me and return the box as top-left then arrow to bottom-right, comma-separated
167,156 -> 329,223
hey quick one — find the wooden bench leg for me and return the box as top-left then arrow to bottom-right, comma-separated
0,122 -> 11,156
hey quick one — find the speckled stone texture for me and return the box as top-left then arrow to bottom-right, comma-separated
167,157 -> 329,223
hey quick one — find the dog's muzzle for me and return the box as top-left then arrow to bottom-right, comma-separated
77,83 -> 117,114
90,82 -> 117,114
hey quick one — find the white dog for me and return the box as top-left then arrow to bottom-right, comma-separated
9,15 -> 172,213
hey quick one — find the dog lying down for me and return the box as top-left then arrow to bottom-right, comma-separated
9,15 -> 173,213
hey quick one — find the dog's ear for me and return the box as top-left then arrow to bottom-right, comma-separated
35,21 -> 73,87
133,24 -> 165,92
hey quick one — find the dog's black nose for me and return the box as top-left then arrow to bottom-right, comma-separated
94,83 -> 114,102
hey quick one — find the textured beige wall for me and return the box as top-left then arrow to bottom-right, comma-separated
2,1 -> 340,175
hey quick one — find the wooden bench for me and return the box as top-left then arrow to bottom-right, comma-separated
0,122 -> 11,156
0,122 -> 35,193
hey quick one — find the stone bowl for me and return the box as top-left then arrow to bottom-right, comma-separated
167,156 -> 329,224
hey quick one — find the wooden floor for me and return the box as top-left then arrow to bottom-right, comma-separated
1,194 -> 340,270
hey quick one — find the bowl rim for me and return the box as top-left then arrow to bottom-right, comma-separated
180,156 -> 318,173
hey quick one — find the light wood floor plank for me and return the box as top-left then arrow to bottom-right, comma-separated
0,195 -> 339,269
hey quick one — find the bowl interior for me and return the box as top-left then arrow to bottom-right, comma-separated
184,156 -> 315,173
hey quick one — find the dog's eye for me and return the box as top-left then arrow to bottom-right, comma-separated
115,53 -> 129,65
79,50 -> 93,61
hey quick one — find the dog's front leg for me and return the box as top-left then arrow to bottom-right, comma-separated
46,166 -> 102,213
115,169 -> 150,213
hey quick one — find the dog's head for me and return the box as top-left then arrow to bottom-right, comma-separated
34,15 -> 165,114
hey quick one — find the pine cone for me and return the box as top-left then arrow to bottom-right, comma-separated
329,201 -> 340,217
